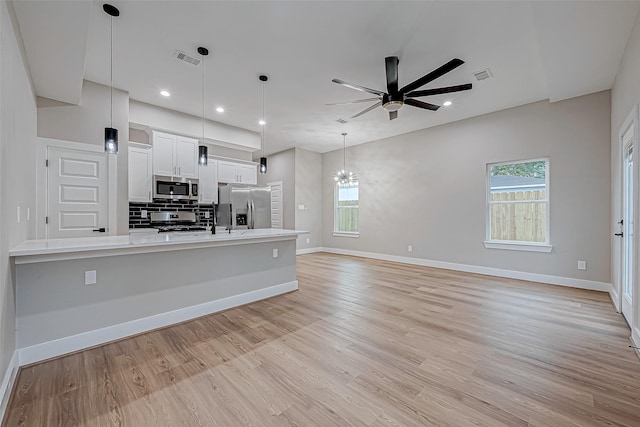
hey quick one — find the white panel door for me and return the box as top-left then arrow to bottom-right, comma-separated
175,136 -> 199,179
128,146 -> 152,202
238,163 -> 257,185
199,158 -> 218,204
268,181 -> 283,228
152,131 -> 175,176
47,147 -> 108,238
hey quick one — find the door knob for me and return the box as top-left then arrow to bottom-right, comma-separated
93,228 -> 106,232
615,232 -> 623,237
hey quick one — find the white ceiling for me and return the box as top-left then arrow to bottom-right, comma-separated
11,0 -> 640,154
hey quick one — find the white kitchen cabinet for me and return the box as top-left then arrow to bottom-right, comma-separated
199,157 -> 218,204
217,160 -> 257,185
152,131 -> 198,179
128,144 -> 153,202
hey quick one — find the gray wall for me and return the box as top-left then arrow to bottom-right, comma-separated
322,91 -> 611,283
0,0 -> 37,383
295,148 -> 322,249
257,148 -> 296,229
37,80 -> 130,234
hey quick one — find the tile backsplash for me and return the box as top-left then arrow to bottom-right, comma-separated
129,200 -> 215,229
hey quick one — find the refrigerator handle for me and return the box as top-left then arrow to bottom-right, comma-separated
252,201 -> 256,229
247,200 -> 252,229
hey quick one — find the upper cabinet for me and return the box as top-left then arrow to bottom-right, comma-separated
218,160 -> 257,185
152,131 -> 198,179
128,144 -> 153,202
199,158 -> 218,204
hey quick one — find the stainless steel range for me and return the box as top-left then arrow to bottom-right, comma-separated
149,211 -> 206,233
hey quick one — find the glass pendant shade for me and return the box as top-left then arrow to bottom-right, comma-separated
199,145 -> 208,165
104,127 -> 118,154
259,156 -> 267,174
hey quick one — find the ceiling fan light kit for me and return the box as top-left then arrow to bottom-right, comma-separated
332,56 -> 473,121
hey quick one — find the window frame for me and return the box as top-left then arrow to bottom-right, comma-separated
484,157 -> 552,253
333,182 -> 359,238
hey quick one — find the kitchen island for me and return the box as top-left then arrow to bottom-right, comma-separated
10,229 -> 307,365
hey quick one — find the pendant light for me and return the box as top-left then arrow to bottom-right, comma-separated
103,4 -> 119,154
198,46 -> 209,165
259,75 -> 268,174
332,133 -> 357,185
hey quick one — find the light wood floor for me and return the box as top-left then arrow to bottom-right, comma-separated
4,253 -> 640,426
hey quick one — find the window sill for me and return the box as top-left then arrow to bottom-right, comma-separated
333,232 -> 359,238
483,241 -> 552,253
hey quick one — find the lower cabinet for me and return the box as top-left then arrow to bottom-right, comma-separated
129,144 -> 153,202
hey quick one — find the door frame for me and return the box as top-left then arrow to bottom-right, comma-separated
36,138 -> 118,239
617,105 -> 639,329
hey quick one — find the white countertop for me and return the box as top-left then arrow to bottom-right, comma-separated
10,228 -> 308,263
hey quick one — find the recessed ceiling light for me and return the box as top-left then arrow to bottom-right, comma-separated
216,107 -> 225,113
443,101 -> 452,107
160,90 -> 170,97
258,119 -> 266,126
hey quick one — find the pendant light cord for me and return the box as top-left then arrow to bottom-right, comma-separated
110,14 -> 113,128
261,80 -> 265,157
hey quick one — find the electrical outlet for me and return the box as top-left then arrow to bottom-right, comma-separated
85,270 -> 97,285
306,238 -> 310,244
577,260 -> 586,270
204,211 -> 210,219
407,245 -> 413,252
272,248 -> 278,258
141,209 -> 148,219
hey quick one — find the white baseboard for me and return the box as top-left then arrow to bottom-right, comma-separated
632,327 -> 640,360
19,281 -> 298,366
0,351 -> 20,422
318,247 -> 611,292
297,247 -> 323,255
609,285 -> 621,312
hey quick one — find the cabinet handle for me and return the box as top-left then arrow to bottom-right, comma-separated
148,191 -> 151,201
179,167 -> 181,175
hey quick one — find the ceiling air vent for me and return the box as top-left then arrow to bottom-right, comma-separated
336,119 -> 348,124
473,68 -> 493,81
174,50 -> 200,66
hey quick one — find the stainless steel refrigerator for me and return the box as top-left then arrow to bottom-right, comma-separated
217,184 -> 272,229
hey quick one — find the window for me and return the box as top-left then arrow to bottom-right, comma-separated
485,158 -> 551,252
334,182 -> 359,236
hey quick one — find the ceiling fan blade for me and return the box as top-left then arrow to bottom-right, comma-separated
325,97 -> 381,106
385,56 -> 399,94
405,99 -> 440,111
349,101 -> 382,119
399,58 -> 465,95
406,83 -> 473,98
389,111 -> 398,120
332,79 -> 385,96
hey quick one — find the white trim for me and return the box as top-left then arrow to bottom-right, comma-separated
317,247 -> 611,292
18,281 -> 298,366
483,241 -> 553,252
632,327 -> 640,360
610,284 -> 621,312
297,247 -> 323,255
0,351 -> 20,422
333,232 -> 359,238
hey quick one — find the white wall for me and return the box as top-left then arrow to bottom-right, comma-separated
322,91 -> 611,284
295,148 -> 322,250
37,80 -> 130,234
0,0 -> 37,393
257,149 -> 296,230
611,8 -> 640,342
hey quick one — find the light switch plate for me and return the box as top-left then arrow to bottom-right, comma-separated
16,206 -> 20,224
85,270 -> 97,285
577,260 -> 586,270
272,248 -> 278,258
204,211 -> 210,219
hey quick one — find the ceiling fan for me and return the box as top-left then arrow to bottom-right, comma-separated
330,57 -> 472,121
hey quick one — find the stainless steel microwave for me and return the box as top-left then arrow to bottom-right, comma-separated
152,175 -> 199,200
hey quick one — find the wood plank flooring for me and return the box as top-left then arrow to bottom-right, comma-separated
4,253 -> 640,426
